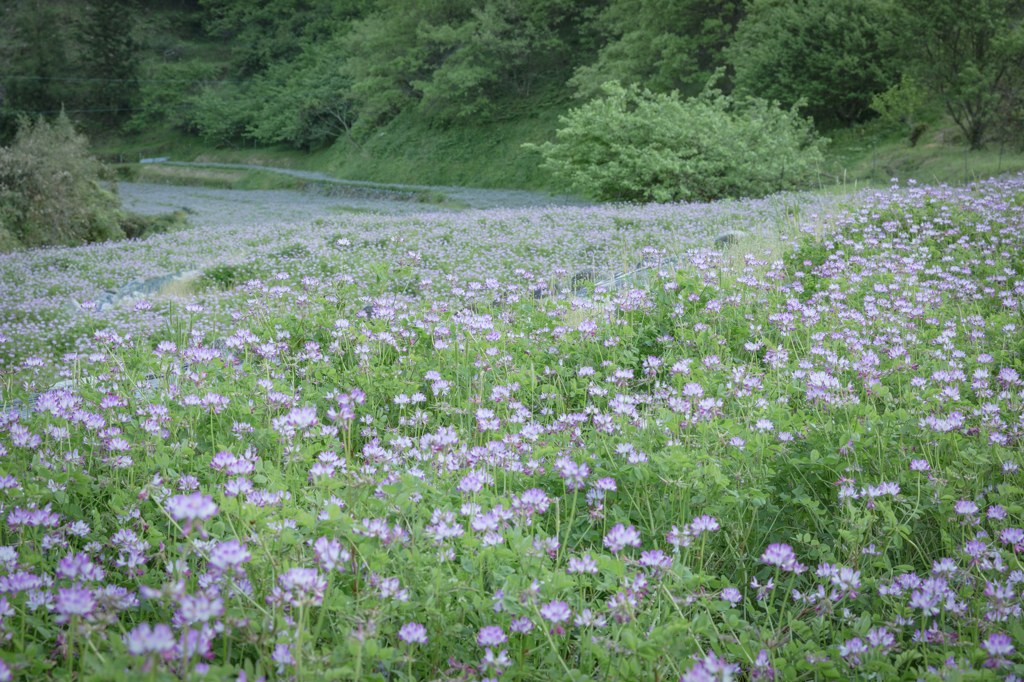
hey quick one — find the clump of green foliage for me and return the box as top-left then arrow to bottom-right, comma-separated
527,77 -> 826,203
0,112 -> 126,247
118,209 -> 192,241
870,75 -> 929,146
0,113 -> 191,251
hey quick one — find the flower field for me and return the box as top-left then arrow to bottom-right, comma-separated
0,176 -> 1023,681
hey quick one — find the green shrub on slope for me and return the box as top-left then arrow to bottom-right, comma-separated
526,77 -> 826,203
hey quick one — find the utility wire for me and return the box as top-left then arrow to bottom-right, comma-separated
0,87 -> 343,115
0,104 -> 200,115
0,74 -> 288,85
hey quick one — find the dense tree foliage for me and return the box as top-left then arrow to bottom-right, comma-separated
527,78 -> 825,202
77,0 -> 142,126
248,40 -> 359,149
198,0 -> 370,76
0,112 -> 124,246
895,0 -> 1024,149
727,0 -> 898,128
338,0 -> 592,126
0,1 -> 76,139
569,0 -> 745,99
3,0 -> 1024,200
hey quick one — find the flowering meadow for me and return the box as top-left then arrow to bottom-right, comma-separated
1,176 -> 1023,681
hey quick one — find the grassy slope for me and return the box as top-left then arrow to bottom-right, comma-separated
93,105 -> 1024,197
88,9 -> 1024,196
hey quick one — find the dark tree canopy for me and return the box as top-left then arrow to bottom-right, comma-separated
78,0 -> 142,126
727,0 -> 899,128
896,0 -> 1024,148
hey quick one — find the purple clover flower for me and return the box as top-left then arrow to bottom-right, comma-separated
165,492 -> 218,525
567,554 -> 599,574
55,586 -> 95,623
312,536 -> 350,573
123,622 -> 176,657
603,523 -> 642,553
398,622 -> 428,645
721,587 -> 742,604
981,632 -> 1014,668
271,568 -> 328,608
477,625 -> 507,647
539,600 -> 571,623
759,543 -> 802,572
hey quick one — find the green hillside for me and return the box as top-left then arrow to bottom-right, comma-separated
3,0 -> 1024,194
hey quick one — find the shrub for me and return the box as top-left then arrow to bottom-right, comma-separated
0,112 -> 125,247
118,209 -> 191,240
526,77 -> 826,203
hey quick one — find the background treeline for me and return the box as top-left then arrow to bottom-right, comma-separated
2,0 -> 1022,152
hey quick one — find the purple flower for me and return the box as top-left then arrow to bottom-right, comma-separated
166,492 -> 218,522
683,653 -> 740,682
910,459 -> 931,472
179,593 -> 224,624
123,622 -> 176,656
274,568 -> 327,607
603,523 -> 642,553
954,500 -> 979,515
477,625 -> 507,647
480,647 -> 512,674
838,637 -> 867,663
271,643 -> 295,673
721,587 -> 742,604
398,622 -> 428,645
509,617 -> 534,634
866,627 -> 895,649
982,632 -> 1014,668
312,536 -> 350,573
689,515 -> 719,536
908,590 -> 940,616
539,600 -> 571,623
55,586 -> 95,622
1000,527 -> 1024,551
573,608 -> 606,628
208,540 -> 251,574
759,543 -> 800,572
567,554 -> 598,574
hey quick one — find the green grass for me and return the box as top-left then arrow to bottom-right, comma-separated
815,111 -> 1024,193
92,98 -> 1024,197
92,107 -> 567,192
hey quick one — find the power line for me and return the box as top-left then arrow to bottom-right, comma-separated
0,88 -> 344,115
0,74 -> 287,85
0,104 -> 200,115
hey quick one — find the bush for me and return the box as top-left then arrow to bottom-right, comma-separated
118,209 -> 191,240
0,112 -> 125,247
526,78 -> 826,203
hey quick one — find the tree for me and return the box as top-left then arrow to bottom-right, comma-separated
78,0 -> 141,127
0,111 -> 124,247
525,76 -> 826,203
896,0 -> 1024,149
185,85 -> 257,148
123,61 -> 220,134
199,0 -> 371,78
870,75 -> 929,146
0,0 -> 77,140
340,0 -> 589,127
568,0 -> 745,99
248,41 -> 361,150
727,0 -> 898,128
